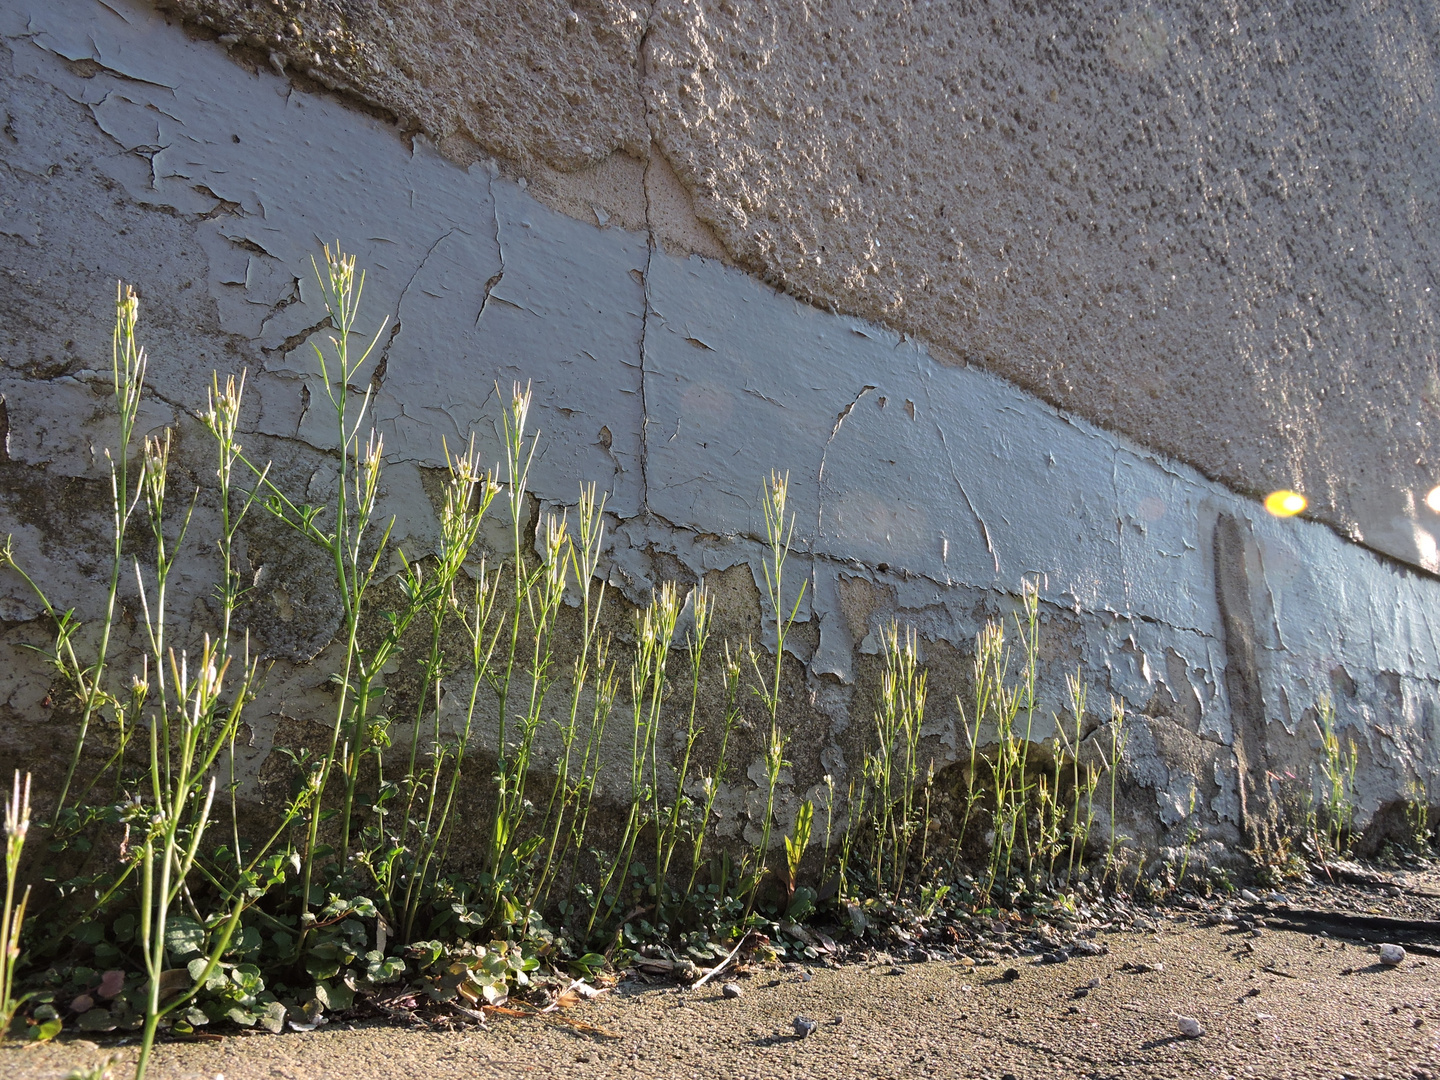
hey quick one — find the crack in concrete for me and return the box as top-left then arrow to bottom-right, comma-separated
475,271 -> 502,328
638,127 -> 659,517
374,227 -> 455,393
817,384 -> 875,488
262,317 -> 330,360
917,366 -> 998,575
256,275 -> 303,339
815,382 -> 877,617
296,381 -> 310,437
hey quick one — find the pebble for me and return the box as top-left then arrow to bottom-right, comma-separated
1001,967 -> 1020,982
721,982 -> 743,999
1379,943 -> 1407,967
793,1016 -> 818,1039
1176,1014 -> 1204,1038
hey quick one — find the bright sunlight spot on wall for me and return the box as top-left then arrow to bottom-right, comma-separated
1264,490 -> 1307,517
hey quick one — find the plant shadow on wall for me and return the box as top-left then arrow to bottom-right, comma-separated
0,250 -> 1426,1078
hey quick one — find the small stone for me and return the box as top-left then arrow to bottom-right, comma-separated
886,966 -> 905,976
1040,950 -> 1070,964
1241,889 -> 1262,903
721,982 -> 742,999
1379,944 -> 1407,967
1176,1014 -> 1204,1038
793,1016 -> 818,1039
1001,967 -> 1020,982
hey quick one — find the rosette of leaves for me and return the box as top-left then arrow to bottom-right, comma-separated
179,959 -> 285,1034
417,942 -> 538,1008
301,897 -> 383,984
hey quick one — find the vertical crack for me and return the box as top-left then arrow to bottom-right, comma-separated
937,427 -> 998,575
816,384 -> 876,538
638,166 -> 655,517
917,365 -> 998,575
636,1 -> 659,519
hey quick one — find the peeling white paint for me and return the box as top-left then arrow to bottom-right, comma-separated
2,0 -> 1439,840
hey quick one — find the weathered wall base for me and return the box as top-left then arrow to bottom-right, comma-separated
1,0 -> 1438,865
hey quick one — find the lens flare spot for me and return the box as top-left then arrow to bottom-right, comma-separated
1264,490 -> 1307,517
1426,486 -> 1440,514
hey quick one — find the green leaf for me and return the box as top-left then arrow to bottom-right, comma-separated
77,1009 -> 117,1033
231,924 -> 262,958
313,979 -> 353,1012
304,954 -> 341,981
259,1001 -> 286,1034
163,915 -> 206,963
28,1018 -> 61,1042
785,886 -> 816,922
231,963 -> 264,995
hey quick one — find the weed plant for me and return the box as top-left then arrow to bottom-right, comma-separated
1314,694 -> 1359,856
1404,779 -> 1433,853
0,249 -> 1291,1074
1,772 -> 31,1037
0,254 -> 861,1068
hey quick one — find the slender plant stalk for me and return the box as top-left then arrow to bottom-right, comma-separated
0,771 -> 31,1039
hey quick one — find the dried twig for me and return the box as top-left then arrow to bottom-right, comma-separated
691,930 -> 752,990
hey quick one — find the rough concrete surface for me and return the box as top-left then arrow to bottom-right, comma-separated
1,0 -> 1440,856
2,921 -> 1438,1079
153,0 -> 1440,575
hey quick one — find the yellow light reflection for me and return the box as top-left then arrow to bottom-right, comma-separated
1426,486 -> 1440,514
1264,490 -> 1307,517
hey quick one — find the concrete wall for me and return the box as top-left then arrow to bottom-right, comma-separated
159,0 -> 1440,576
1,0 -> 1438,859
